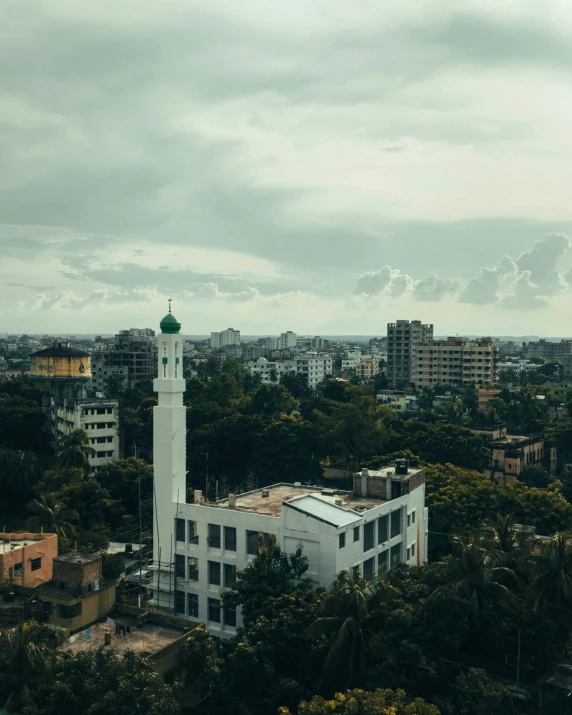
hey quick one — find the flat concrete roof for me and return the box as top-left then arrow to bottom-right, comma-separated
55,552 -> 101,565
0,539 -> 42,554
61,617 -> 187,656
215,483 -> 388,518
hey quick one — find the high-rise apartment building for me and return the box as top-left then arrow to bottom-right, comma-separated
91,329 -> 156,392
210,329 -> 241,349
524,339 -> 572,362
386,320 -> 433,388
413,337 -> 498,389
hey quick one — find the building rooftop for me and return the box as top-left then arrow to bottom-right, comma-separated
31,345 -> 90,358
0,533 -> 56,555
61,616 -> 188,657
214,481 -> 398,518
55,552 -> 101,565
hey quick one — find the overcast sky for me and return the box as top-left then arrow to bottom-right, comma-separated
2,0 -> 572,336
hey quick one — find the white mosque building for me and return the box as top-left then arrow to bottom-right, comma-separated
151,309 -> 428,638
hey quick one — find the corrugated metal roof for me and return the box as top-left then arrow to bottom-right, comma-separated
284,495 -> 360,527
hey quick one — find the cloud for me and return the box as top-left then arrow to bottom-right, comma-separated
412,276 -> 459,302
354,266 -> 413,297
459,234 -> 571,309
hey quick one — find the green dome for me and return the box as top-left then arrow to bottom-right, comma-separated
160,313 -> 181,334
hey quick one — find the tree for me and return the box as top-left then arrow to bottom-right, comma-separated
104,373 -> 125,399
0,620 -> 60,712
101,553 -> 125,579
0,393 -> 50,453
56,429 -> 96,472
247,383 -> 296,417
0,448 -> 39,505
183,626 -> 221,695
434,397 -> 469,426
305,570 -> 383,694
528,532 -> 572,613
223,542 -> 309,628
403,423 -> 490,471
439,668 -> 515,715
281,373 -> 312,400
431,535 -> 515,626
26,492 -> 79,541
95,457 -> 153,522
281,688 -> 439,715
36,649 -> 181,715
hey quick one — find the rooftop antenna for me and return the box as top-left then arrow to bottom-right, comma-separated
168,298 -> 172,313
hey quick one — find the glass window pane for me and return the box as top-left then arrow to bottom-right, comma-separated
188,593 -> 199,618
224,526 -> 237,551
208,561 -> 221,586
208,598 -> 221,623
223,563 -> 236,588
390,544 -> 401,566
390,510 -> 401,538
175,553 -> 185,578
378,515 -> 389,544
175,518 -> 185,542
378,550 -> 388,573
188,557 -> 199,581
353,526 -> 360,542
338,532 -> 346,549
188,520 -> 199,544
208,524 -> 221,549
224,606 -> 236,627
246,530 -> 259,555
175,590 -> 185,614
364,522 -> 374,552
363,556 -> 375,579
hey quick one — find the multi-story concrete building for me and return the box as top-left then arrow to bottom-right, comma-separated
386,320 -> 433,388
294,351 -> 333,389
357,358 -> 379,380
257,332 -> 297,351
413,337 -> 498,389
30,345 -> 120,468
470,424 -> 557,485
92,329 -> 156,392
211,329 -> 241,349
151,310 -> 428,637
248,357 -> 290,384
0,532 -> 58,588
524,339 -> 572,362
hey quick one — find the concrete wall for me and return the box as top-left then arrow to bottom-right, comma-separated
0,533 -> 58,588
42,583 -> 116,633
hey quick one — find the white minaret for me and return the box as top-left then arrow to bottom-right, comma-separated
152,302 -> 186,609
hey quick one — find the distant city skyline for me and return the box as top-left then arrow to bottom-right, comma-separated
2,2 -> 572,335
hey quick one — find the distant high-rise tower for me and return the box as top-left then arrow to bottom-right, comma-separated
152,306 -> 186,610
386,320 -> 433,388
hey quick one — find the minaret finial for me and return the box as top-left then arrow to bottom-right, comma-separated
168,298 -> 172,314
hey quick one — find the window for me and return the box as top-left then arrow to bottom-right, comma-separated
208,561 -> 221,586
411,510 -> 416,524
352,564 -> 360,577
411,543 -> 416,557
224,526 -> 236,551
30,557 -> 42,571
407,514 -> 411,527
175,518 -> 186,542
188,557 -> 199,581
339,532 -> 346,549
188,520 -> 199,544
246,530 -> 267,555
175,554 -> 185,578
378,515 -> 389,544
363,522 -> 374,552
223,564 -> 236,588
13,563 -> 22,577
188,593 -> 199,618
378,551 -> 388,573
208,598 -> 221,623
406,547 -> 411,560
57,602 -> 82,619
363,557 -> 375,579
353,526 -> 360,542
224,606 -> 237,627
390,544 -> 401,566
208,524 -> 221,549
390,510 -> 401,538
175,590 -> 185,614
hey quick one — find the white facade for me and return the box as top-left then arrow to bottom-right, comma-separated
248,357 -> 290,384
153,322 -> 187,610
294,351 -> 333,389
211,329 -> 241,349
170,467 -> 427,638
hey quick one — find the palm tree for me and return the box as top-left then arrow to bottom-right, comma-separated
26,492 -> 78,541
0,448 -> 38,503
56,429 -> 96,472
305,569 -> 383,694
527,532 -> 572,613
431,535 -> 515,625
0,619 -> 60,711
434,397 -> 469,426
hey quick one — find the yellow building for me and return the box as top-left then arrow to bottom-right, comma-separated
414,337 -> 498,389
356,357 -> 380,380
37,553 -> 115,633
30,344 -> 91,379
